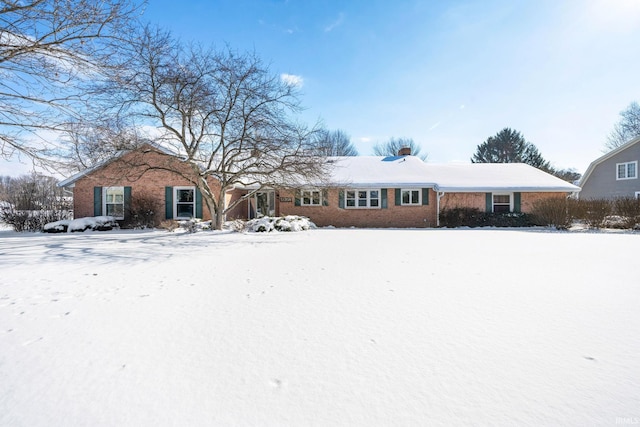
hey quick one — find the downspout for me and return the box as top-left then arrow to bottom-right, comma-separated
436,191 -> 446,227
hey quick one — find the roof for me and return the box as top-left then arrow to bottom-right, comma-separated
579,136 -> 640,188
327,155 -> 437,187
57,142 -> 178,188
422,163 -> 581,192
325,157 -> 579,192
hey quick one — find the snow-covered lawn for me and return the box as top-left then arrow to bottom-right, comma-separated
1,228 -> 638,426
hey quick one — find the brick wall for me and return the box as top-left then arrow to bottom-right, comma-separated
440,191 -> 569,213
278,188 -> 438,228
72,146 -> 220,222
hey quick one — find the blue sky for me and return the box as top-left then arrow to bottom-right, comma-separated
3,0 -> 640,176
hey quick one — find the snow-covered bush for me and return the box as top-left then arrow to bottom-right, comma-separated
243,216 -> 316,232
43,216 -> 119,233
1,207 -> 72,232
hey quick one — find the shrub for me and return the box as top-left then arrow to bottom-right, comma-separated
123,191 -> 162,229
614,197 -> 640,229
576,199 -> 612,229
0,206 -> 72,232
531,197 -> 571,229
439,207 -> 538,228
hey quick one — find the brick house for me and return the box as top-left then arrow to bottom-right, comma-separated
59,144 -> 580,228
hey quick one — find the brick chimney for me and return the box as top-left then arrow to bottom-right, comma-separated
398,146 -> 411,156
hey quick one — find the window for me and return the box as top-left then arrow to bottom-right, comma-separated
174,186 -> 195,219
103,187 -> 124,219
636,192 -> 640,200
345,189 -> 380,208
493,193 -> 512,213
617,161 -> 637,180
401,189 -> 421,205
301,190 -> 322,206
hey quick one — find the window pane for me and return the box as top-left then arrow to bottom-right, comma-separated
107,204 -> 124,217
114,194 -> 124,203
370,190 -> 378,198
358,191 -> 367,199
303,195 -> 311,205
358,199 -> 367,207
312,191 -> 320,205
346,199 -> 355,207
177,189 -> 194,202
411,190 -> 419,203
402,191 -> 410,204
628,163 -> 636,178
177,203 -> 194,217
619,164 -> 626,178
347,191 -> 355,199
493,195 -> 510,204
370,199 -> 379,207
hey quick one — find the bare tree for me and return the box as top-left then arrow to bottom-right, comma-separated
314,129 -> 358,156
108,27 -> 329,229
373,137 -> 428,161
0,0 -> 140,164
606,101 -> 640,151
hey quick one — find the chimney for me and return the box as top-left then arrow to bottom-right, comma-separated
398,146 -> 411,156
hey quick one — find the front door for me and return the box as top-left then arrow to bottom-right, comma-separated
252,191 -> 275,218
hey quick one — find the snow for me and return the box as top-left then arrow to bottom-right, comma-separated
1,228 -> 638,426
43,216 -> 118,232
321,157 -> 579,192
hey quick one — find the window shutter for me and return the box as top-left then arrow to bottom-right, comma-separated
422,188 -> 429,205
93,187 -> 102,216
295,190 -> 301,206
322,189 -> 329,206
165,187 -> 173,219
124,187 -> 132,218
195,188 -> 203,218
514,192 -> 521,213
381,189 -> 388,209
395,188 -> 401,206
485,193 -> 492,212
338,190 -> 345,209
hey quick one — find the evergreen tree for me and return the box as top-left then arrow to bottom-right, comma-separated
471,128 -> 551,171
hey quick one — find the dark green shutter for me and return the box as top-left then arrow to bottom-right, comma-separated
422,188 -> 429,205
514,192 -> 521,213
486,193 -> 492,212
195,188 -> 203,218
381,189 -> 388,209
93,187 -> 102,216
124,186 -> 132,218
338,190 -> 345,209
395,189 -> 401,206
165,187 -> 173,219
322,189 -> 329,206
295,190 -> 301,206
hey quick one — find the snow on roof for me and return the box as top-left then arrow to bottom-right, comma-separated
327,157 -> 579,192
327,155 -> 437,187
423,163 -> 580,192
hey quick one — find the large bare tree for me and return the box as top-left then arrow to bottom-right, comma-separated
606,101 -> 640,151
314,128 -> 358,156
109,27 -> 328,229
373,137 -> 427,161
0,0 -> 140,164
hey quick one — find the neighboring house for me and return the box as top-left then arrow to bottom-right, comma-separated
59,145 -> 580,228
579,136 -> 640,199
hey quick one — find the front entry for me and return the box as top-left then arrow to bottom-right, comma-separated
249,191 -> 276,218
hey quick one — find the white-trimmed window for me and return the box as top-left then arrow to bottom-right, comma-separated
301,190 -> 322,206
346,189 -> 380,208
103,186 -> 124,219
636,191 -> 640,200
174,186 -> 195,219
401,189 -> 421,205
616,161 -> 637,180
492,193 -> 512,213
